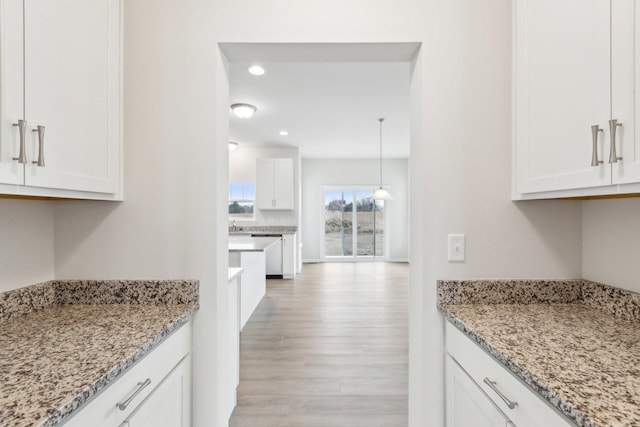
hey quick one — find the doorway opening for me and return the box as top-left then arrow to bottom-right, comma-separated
221,41 -> 421,426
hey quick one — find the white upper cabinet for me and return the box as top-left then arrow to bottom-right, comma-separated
256,158 -> 294,210
514,0 -> 640,199
514,0 -> 611,196
0,0 -> 122,199
0,0 -> 25,185
611,0 -> 640,185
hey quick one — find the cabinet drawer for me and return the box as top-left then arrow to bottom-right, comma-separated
63,322 -> 191,427
445,322 -> 573,427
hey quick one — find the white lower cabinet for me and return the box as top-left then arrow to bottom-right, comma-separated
446,355 -> 512,427
282,233 -> 296,279
445,322 -> 573,427
63,322 -> 191,427
119,355 -> 191,427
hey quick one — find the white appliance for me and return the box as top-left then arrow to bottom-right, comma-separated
251,234 -> 283,278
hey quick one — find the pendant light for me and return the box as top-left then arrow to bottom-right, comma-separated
371,118 -> 394,200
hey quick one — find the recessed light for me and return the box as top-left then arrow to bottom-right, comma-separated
279,130 -> 289,136
248,65 -> 265,76
228,141 -> 239,151
230,103 -> 257,119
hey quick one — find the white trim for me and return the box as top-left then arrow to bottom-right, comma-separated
218,42 -> 426,427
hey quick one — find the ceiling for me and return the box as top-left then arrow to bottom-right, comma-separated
228,61 -> 411,159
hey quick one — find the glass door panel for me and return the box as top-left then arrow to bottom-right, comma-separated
356,192 -> 375,256
324,190 -> 353,257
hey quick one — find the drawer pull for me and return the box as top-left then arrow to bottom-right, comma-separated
12,120 -> 27,164
609,119 -> 623,163
483,377 -> 518,409
590,125 -> 604,166
116,378 -> 151,411
32,125 -> 45,167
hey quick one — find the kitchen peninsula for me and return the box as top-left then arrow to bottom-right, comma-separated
229,235 -> 280,329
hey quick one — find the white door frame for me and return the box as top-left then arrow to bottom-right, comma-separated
217,43 -> 431,427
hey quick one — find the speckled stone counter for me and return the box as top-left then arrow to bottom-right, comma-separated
0,280 -> 198,427
438,279 -> 640,427
228,225 -> 297,234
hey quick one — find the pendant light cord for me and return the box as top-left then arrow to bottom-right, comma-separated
378,118 -> 384,188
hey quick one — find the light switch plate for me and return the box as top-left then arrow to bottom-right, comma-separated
447,234 -> 465,262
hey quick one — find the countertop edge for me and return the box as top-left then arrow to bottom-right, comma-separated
439,305 -> 594,427
228,268 -> 244,282
228,236 -> 281,252
41,305 -> 198,427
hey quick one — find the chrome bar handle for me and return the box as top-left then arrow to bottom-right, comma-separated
32,125 -> 45,167
591,125 -> 603,167
483,377 -> 518,409
609,119 -> 623,163
11,120 -> 27,163
116,378 -> 151,411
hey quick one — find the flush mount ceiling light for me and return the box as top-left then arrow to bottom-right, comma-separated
279,130 -> 289,136
370,118 -> 394,201
228,141 -> 239,151
247,65 -> 265,76
230,103 -> 257,119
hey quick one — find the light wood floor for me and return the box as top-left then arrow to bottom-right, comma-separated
229,262 -> 409,427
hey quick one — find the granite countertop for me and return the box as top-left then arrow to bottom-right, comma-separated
438,279 -> 640,427
229,236 -> 281,252
0,280 -> 199,427
228,225 -> 297,235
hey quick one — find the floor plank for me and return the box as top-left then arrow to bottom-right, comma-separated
229,262 -> 409,427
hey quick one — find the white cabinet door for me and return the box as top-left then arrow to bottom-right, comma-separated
446,323 -> 575,427
256,158 -> 275,210
120,355 -> 191,427
282,233 -> 295,279
514,0 -> 611,194
612,0 -> 640,184
0,0 -> 24,185
23,0 -> 120,194
273,158 -> 294,209
256,158 -> 294,210
63,323 -> 191,427
446,354 -> 511,427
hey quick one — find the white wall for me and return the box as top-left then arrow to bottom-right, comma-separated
0,200 -> 54,292
228,144 -> 300,226
0,2 -> 584,427
54,1 -> 227,426
211,2 -> 582,426
582,198 -> 640,292
301,158 -> 409,261
413,0 -> 583,424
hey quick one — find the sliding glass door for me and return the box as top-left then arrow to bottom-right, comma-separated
323,188 -> 385,259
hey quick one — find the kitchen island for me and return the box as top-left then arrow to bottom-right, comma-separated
439,279 -> 640,427
229,235 -> 280,329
